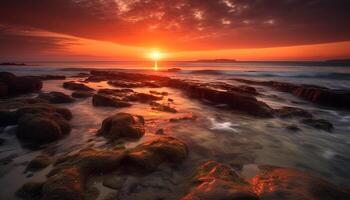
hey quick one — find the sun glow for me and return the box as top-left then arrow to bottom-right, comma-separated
149,50 -> 162,71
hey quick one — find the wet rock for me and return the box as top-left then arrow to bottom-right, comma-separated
167,79 -> 273,117
125,92 -> 162,103
16,181 -> 44,199
155,128 -> 165,135
0,72 -> 42,97
250,166 -> 350,200
286,125 -> 301,132
26,154 -> 52,171
16,104 -> 73,121
182,161 -> 259,200
0,110 -> 17,126
274,106 -> 312,118
39,91 -> 75,104
169,114 -> 196,122
108,80 -> 160,88
149,90 -> 168,96
71,91 -> 94,98
92,94 -> 131,108
233,78 -> 350,110
39,75 -> 66,80
41,167 -> 83,200
17,113 -> 70,144
97,88 -> 133,96
125,136 -> 188,172
97,113 -> 145,140
301,118 -> 334,132
63,81 -> 94,91
0,138 -> 4,145
167,68 -> 181,72
150,102 -> 177,113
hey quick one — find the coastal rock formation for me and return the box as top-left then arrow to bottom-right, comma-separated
182,161 -> 259,200
16,182 -> 44,199
150,101 -> 177,113
274,106 -> 313,118
38,91 -> 75,104
97,113 -> 145,140
92,94 -> 131,108
125,92 -> 162,103
125,136 -> 188,172
0,72 -> 42,97
26,154 -> 52,171
63,81 -> 94,91
233,78 -> 350,110
71,91 -> 93,98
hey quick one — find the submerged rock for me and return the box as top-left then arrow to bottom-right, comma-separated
16,181 -> 44,199
125,136 -> 188,172
97,113 -> 145,140
92,94 -> 131,108
301,118 -> 334,132
38,91 -> 75,104
26,154 -> 52,171
274,106 -> 312,118
0,72 -> 42,97
0,109 -> 17,127
71,91 -> 94,98
182,161 -> 258,200
125,92 -> 162,103
150,101 -> 177,113
63,81 -> 94,91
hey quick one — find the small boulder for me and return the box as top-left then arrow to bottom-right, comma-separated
126,136 -> 188,172
63,81 -> 94,91
16,181 -> 44,199
39,92 -> 75,104
301,118 -> 334,132
92,94 -> 131,108
125,92 -> 162,103
97,113 -> 145,140
71,91 -> 93,98
150,102 -> 177,113
274,106 -> 312,118
0,110 -> 17,126
26,154 -> 52,171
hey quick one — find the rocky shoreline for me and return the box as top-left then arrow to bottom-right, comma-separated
1,70 -> 350,199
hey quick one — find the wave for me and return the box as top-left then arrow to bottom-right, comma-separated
183,70 -> 350,80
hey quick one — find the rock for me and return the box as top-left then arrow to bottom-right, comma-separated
150,102 -> 177,113
97,113 -> 145,140
108,80 -> 160,88
233,78 -> 350,110
39,75 -> 66,80
125,136 -> 188,172
301,118 -> 334,132
286,125 -> 301,132
92,94 -> 131,108
41,167 -> 83,200
126,92 -> 162,103
16,182 -> 44,199
0,72 -> 42,96
274,106 -> 312,118
250,166 -> 350,200
16,111 -> 71,144
26,154 -> 52,171
71,91 -> 94,98
63,81 -> 94,91
103,176 -> 125,189
0,110 -> 17,126
39,92 -> 75,104
149,90 -> 168,96
169,114 -> 196,122
182,161 -> 259,200
167,79 -> 273,117
155,129 -> 165,135
0,138 -> 4,145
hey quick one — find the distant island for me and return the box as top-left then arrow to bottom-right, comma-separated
324,58 -> 350,64
194,59 -> 237,63
0,62 -> 26,66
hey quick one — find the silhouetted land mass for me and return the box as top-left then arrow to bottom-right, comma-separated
0,62 -> 26,66
194,59 -> 237,63
325,58 -> 350,64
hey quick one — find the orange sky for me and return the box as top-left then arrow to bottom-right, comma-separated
0,0 -> 350,61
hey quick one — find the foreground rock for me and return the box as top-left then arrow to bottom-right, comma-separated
38,92 -> 75,104
92,94 -> 131,108
0,72 -> 42,97
233,78 -> 350,110
125,136 -> 188,172
250,166 -> 350,200
63,81 -> 94,91
150,101 -> 177,113
274,106 -> 312,118
26,154 -> 52,171
182,161 -> 258,200
97,113 -> 145,140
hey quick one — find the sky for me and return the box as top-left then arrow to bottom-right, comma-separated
0,0 -> 350,61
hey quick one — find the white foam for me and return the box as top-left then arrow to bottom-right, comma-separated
208,117 -> 240,133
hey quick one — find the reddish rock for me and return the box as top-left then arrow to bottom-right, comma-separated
39,91 -> 75,104
97,113 -> 145,140
182,161 -> 259,200
126,136 -> 188,172
150,101 -> 177,113
63,81 -> 94,91
0,72 -> 42,96
71,91 -> 93,98
92,94 -> 131,108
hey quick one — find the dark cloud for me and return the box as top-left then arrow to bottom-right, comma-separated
0,0 -> 349,50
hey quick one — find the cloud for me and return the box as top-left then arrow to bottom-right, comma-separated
0,0 -> 349,51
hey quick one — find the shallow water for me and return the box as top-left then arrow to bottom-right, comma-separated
1,63 -> 350,199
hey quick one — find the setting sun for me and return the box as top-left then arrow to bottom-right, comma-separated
149,50 -> 162,71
